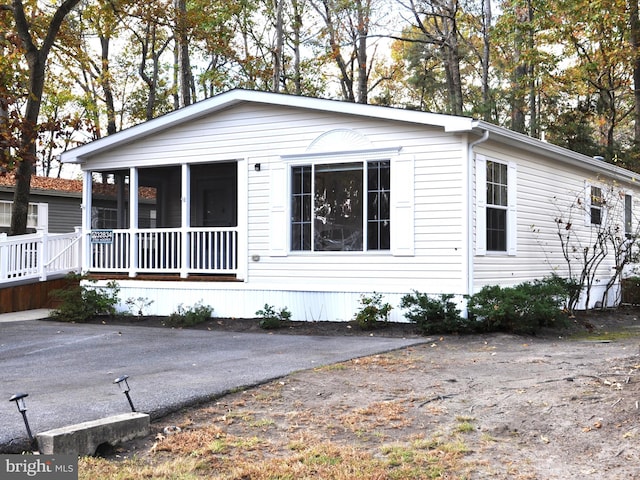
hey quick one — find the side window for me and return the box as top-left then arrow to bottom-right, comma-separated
625,194 -> 633,236
590,186 -> 603,225
0,201 -> 39,228
290,160 -> 390,252
486,160 -> 508,252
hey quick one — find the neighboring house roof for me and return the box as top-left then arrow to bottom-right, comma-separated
0,175 -> 82,198
60,89 -> 640,184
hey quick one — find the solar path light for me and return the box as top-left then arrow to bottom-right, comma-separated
9,393 -> 36,449
113,375 -> 136,412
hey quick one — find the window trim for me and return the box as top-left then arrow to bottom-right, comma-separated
0,200 -> 45,230
475,155 -> 517,256
289,157 -> 390,253
269,147 -> 410,257
589,185 -> 603,226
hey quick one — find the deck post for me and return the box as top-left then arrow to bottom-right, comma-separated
0,233 -> 8,280
129,168 -> 138,278
37,228 -> 47,281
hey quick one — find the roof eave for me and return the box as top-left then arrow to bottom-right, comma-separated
472,120 -> 640,184
61,90 -> 475,164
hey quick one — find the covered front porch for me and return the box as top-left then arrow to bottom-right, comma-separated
82,161 -> 244,278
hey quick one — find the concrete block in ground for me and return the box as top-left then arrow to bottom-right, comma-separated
37,412 -> 150,456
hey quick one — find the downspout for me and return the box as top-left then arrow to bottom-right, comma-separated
466,129 -> 490,301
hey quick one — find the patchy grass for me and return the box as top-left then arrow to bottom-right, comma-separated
567,328 -> 640,342
77,348 -> 482,479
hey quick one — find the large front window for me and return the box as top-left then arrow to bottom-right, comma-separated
291,160 -> 390,251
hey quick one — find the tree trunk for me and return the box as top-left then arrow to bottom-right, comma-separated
291,0 -> 303,95
10,0 -> 81,235
175,0 -> 192,107
272,0 -> 285,92
511,4 -> 528,134
355,0 -> 368,104
481,0 -> 492,121
100,36 -> 117,135
630,0 -> 640,148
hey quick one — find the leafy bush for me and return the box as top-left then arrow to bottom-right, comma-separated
354,293 -> 392,330
166,301 -> 213,327
465,276 -> 571,334
50,274 -> 120,322
256,304 -> 292,330
125,296 -> 154,316
400,292 -> 466,334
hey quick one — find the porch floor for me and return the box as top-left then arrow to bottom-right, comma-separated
86,273 -> 240,282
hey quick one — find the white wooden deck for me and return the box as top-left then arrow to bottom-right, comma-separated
0,229 -> 82,285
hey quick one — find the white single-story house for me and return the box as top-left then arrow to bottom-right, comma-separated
60,89 -> 640,321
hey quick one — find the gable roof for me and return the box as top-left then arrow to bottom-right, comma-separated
60,89 -> 639,184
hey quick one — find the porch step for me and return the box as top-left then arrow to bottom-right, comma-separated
37,413 -> 150,456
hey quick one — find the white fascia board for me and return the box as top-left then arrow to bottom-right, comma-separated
61,89 -> 475,164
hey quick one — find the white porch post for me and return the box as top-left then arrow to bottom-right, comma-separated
180,163 -> 190,278
129,167 -> 139,278
0,233 -> 8,280
237,158 -> 248,280
82,170 -> 92,273
37,227 -> 47,280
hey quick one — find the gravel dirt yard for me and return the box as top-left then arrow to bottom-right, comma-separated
83,309 -> 640,479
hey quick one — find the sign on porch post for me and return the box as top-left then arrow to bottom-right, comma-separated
90,230 -> 114,244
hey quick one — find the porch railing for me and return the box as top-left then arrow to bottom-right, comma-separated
89,227 -> 238,276
0,228 -> 82,285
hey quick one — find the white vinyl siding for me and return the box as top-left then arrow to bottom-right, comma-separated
473,143 -> 640,308
85,104 -> 468,295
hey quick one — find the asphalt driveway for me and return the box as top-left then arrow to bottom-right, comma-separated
0,315 -> 424,452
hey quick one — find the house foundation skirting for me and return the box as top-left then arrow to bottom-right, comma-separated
83,279 -> 621,323
85,279 -> 419,323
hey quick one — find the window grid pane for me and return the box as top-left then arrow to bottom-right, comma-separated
314,162 -> 363,251
591,186 -> 602,225
486,161 -> 508,252
625,194 -> 632,235
487,208 -> 507,252
367,160 -> 390,250
291,166 -> 312,250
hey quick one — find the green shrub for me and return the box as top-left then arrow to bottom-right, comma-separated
354,293 -> 392,330
166,301 -> 213,327
50,274 -> 120,322
125,296 -> 154,316
256,304 -> 292,329
465,276 -> 571,334
400,292 -> 466,334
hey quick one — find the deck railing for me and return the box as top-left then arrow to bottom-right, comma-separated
0,228 -> 82,285
89,227 -> 238,276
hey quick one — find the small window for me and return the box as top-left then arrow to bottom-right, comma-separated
486,161 -> 508,252
0,201 -> 38,228
590,186 -> 602,225
93,207 -> 118,229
